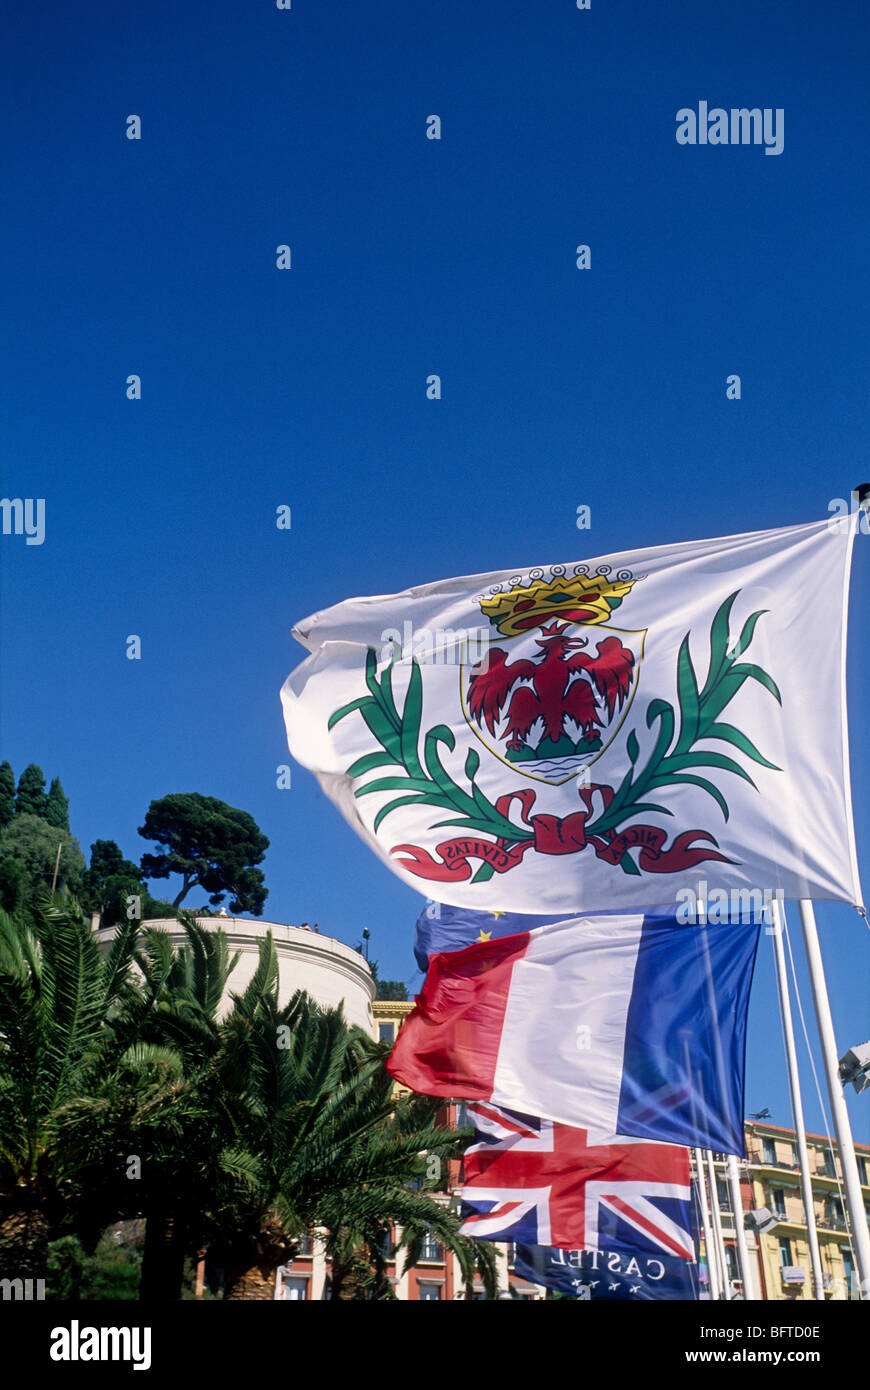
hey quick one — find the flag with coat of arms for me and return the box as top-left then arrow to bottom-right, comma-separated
281,515 -> 863,915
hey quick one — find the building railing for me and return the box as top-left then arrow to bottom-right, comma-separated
746,1150 -> 800,1172
818,1214 -> 848,1232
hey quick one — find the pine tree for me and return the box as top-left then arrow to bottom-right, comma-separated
0,763 -> 14,830
44,778 -> 70,831
139,794 -> 268,913
15,764 -> 46,819
81,839 -> 144,925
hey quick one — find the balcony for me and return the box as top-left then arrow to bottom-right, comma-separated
747,1150 -> 800,1173
815,1161 -> 838,1180
819,1214 -> 848,1233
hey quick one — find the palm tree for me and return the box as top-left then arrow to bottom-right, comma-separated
1,902 -> 502,1300
0,900 -> 251,1296
0,896 -> 150,1277
199,940 -> 481,1299
79,913 -> 256,1301
129,923 -> 497,1300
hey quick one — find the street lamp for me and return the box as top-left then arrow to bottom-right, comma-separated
745,1208 -> 779,1237
839,1042 -> 870,1095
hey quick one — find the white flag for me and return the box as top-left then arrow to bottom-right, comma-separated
280,515 -> 863,913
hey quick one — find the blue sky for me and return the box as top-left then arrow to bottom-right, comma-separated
1,1 -> 869,1142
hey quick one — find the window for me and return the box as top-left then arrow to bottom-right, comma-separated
858,1156 -> 869,1187
279,1276 -> 308,1300
843,1251 -> 856,1299
420,1232 -> 443,1262
824,1197 -> 844,1227
418,1282 -> 441,1300
507,1241 -> 517,1267
292,1230 -> 313,1256
377,1022 -> 396,1044
725,1246 -> 739,1282
715,1177 -> 732,1212
772,1188 -> 786,1218
819,1150 -> 837,1178
762,1138 -> 777,1165
778,1237 -> 792,1268
373,1227 -> 395,1259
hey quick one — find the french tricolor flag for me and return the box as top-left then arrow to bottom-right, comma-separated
387,911 -> 759,1155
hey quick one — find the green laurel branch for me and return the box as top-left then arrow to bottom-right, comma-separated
327,591 -> 782,870
586,591 -> 781,838
329,650 -> 531,847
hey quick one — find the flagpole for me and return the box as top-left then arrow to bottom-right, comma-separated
706,1150 -> 730,1298
693,1147 -> 721,1300
798,898 -> 870,1298
698,932 -> 754,1297
685,898 -> 732,1300
770,899 -> 825,1299
726,1153 -> 756,1299
695,900 -> 751,1296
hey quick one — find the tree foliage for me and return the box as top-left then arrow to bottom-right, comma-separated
0,896 -> 136,1276
44,778 -> 70,832
0,900 -> 500,1300
0,859 -> 27,916
0,815 -> 85,901
139,794 -> 269,915
15,764 -> 46,819
376,980 -> 409,1001
0,764 -> 15,831
82,840 -> 144,926
87,840 -> 143,885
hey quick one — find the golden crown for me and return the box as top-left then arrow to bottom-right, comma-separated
478,567 -> 637,637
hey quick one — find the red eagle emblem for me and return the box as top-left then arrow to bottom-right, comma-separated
467,622 -> 636,759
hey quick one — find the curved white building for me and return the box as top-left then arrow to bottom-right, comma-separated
95,916 -> 376,1034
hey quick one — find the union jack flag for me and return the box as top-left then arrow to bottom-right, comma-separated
458,1102 -> 694,1257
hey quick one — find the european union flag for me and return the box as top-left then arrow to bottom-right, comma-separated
414,900 -> 564,972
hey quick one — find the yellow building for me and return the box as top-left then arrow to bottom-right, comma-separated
372,998 -> 415,1047
743,1120 -> 869,1300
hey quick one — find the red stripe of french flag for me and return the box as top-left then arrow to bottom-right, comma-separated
385,930 -> 531,1097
